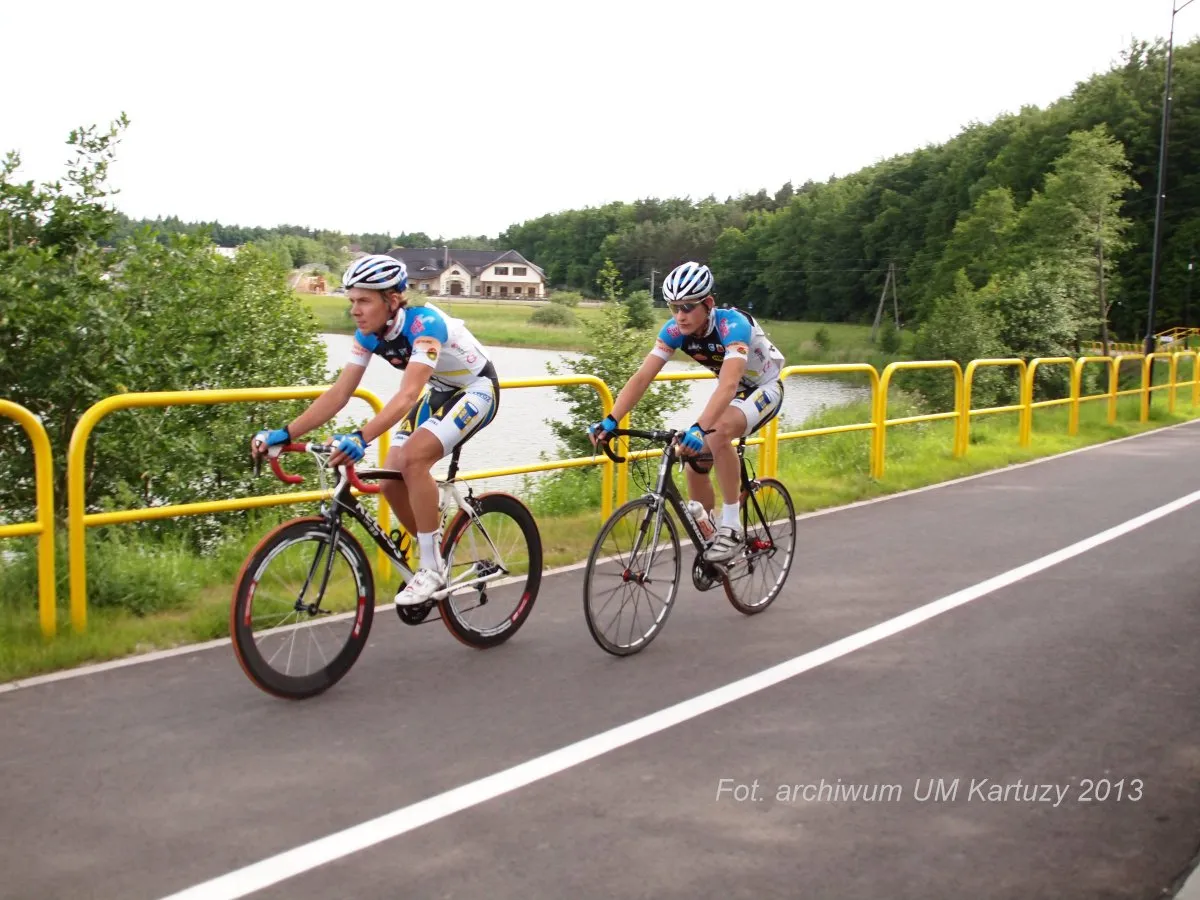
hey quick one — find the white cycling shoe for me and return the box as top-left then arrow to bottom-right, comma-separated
395,567 -> 446,606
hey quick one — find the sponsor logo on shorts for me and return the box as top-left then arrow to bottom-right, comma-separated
754,392 -> 772,412
453,401 -> 479,430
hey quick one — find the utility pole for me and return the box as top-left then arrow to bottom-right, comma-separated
871,262 -> 900,341
1145,0 -> 1196,358
1185,253 -> 1196,347
650,267 -> 659,303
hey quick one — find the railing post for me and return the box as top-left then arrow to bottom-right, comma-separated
0,401 -> 57,638
1108,356 -> 1123,423
1169,353 -> 1179,414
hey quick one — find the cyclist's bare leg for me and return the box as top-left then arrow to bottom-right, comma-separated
706,406 -> 748,507
394,430 -> 444,534
380,446 -> 417,537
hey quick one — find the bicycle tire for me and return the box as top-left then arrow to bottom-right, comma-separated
722,478 -> 796,615
583,496 -> 681,656
439,492 -> 543,648
231,517 -> 375,699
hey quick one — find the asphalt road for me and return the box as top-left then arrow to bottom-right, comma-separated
3,423 -> 1200,900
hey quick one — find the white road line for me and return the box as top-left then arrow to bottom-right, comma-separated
159,486 -> 1200,900
8,416 -> 1199,694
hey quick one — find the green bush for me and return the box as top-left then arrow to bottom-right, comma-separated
814,326 -> 832,352
524,468 -> 603,516
549,290 -> 583,307
623,290 -> 656,331
878,320 -> 902,354
530,304 -> 577,327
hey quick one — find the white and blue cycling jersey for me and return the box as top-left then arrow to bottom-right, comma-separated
650,307 -> 785,389
345,302 -> 492,391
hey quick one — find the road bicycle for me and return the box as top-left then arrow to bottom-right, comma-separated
231,442 -> 542,699
583,428 -> 796,656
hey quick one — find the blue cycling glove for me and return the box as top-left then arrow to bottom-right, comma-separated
680,423 -> 710,454
589,415 -> 618,440
331,431 -> 367,462
253,428 -> 291,451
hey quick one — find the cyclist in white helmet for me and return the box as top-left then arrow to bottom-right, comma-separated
588,261 -> 785,563
251,253 -> 500,607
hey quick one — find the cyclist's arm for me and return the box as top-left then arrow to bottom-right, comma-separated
695,355 -> 746,430
360,346 -> 437,444
611,353 -> 668,422
285,363 -> 365,440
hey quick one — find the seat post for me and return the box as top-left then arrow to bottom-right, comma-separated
445,445 -> 464,482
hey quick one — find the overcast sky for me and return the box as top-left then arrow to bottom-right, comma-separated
4,0 -> 1197,241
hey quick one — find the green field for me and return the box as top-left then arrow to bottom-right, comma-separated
298,293 -> 910,366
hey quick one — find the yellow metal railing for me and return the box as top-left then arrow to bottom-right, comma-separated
775,364 -> 881,476
64,377 -> 616,632
1021,358 -> 1076,447
0,401 -> 57,637
66,387 -> 389,633
875,361 -> 964,478
11,346 -> 1200,636
959,359 -> 1027,455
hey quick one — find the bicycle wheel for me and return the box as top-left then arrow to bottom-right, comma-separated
231,517 -> 375,699
583,496 -> 681,656
723,478 -> 796,615
439,492 -> 543,648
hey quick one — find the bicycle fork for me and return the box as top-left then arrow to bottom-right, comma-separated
624,501 -> 668,585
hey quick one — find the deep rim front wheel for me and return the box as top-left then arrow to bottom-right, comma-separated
231,518 -> 375,699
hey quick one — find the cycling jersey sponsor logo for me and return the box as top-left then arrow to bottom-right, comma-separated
426,348 -> 438,361
718,319 -> 732,338
654,338 -> 673,354
727,341 -> 749,356
453,401 -> 479,430
666,324 -> 681,338
693,353 -> 708,361
754,347 -> 765,360
410,316 -> 425,335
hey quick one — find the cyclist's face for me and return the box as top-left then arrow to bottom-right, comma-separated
347,288 -> 403,332
670,297 -> 711,335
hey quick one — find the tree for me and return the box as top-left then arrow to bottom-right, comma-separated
544,302 -> 687,459
0,120 -> 327,531
912,272 -> 1007,408
1015,126 -> 1135,351
931,187 -> 1019,296
596,257 -> 623,302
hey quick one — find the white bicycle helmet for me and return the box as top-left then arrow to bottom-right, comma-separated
342,254 -> 408,291
662,261 -> 714,304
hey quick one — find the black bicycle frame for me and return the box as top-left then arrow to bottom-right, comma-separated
608,427 -> 777,560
